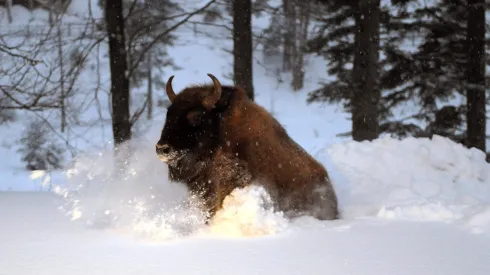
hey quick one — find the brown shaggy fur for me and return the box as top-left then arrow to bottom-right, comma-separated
156,77 -> 339,221
218,88 -> 338,219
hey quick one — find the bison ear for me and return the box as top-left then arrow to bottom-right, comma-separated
202,73 -> 222,110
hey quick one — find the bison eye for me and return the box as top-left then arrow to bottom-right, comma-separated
187,109 -> 205,126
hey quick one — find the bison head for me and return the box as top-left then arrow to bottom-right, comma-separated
156,74 -> 225,172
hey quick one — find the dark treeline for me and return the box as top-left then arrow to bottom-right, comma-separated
304,0 -> 488,157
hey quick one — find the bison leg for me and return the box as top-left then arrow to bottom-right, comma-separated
281,180 -> 339,221
202,187 -> 232,224
303,181 -> 339,220
202,153 -> 253,224
198,187 -> 223,224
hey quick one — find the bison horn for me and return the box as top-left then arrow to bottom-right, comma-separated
166,75 -> 176,103
203,73 -> 222,109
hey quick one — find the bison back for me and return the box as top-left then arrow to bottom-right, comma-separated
221,98 -> 339,220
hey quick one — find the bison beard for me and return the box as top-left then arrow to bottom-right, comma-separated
156,74 -> 339,222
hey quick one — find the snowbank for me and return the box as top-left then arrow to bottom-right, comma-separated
329,135 -> 490,234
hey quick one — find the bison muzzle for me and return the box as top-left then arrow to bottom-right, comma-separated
156,73 -> 339,221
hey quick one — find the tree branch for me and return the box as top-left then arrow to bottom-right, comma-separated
0,44 -> 43,66
128,0 -> 216,77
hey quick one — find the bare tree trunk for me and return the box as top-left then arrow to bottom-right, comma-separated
233,0 -> 254,100
56,16 -> 66,132
146,51 -> 153,120
466,0 -> 486,152
6,0 -> 13,23
48,0 -> 55,26
282,0 -> 296,72
291,1 -> 310,91
105,0 -> 131,145
351,0 -> 380,141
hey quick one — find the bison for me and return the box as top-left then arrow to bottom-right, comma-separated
156,74 -> 339,222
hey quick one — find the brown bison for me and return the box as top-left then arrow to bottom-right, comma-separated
156,74 -> 339,222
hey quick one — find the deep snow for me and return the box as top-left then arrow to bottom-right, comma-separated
1,192 -> 490,275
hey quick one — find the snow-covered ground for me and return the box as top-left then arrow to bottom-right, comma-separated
1,1 -> 490,274
2,133 -> 490,274
2,191 -> 490,275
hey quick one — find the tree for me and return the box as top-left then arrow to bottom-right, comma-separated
100,0 -> 215,144
307,0 -> 358,109
282,0 -> 296,72
382,0 -> 470,142
258,0 -> 314,91
0,95 -> 16,123
291,1 -> 312,91
379,0 -> 489,145
123,0 -> 179,122
6,0 -> 13,23
105,0 -> 131,145
466,0 -> 486,152
233,0 -> 254,100
351,0 -> 381,141
307,0 -> 489,145
307,0 -> 381,141
17,118 -> 64,171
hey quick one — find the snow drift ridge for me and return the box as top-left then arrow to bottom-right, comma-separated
329,135 -> 490,234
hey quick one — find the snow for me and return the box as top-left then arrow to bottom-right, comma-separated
1,192 -> 490,275
329,135 -> 490,234
1,0 -> 490,274
5,129 -> 489,275
207,185 -> 289,237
